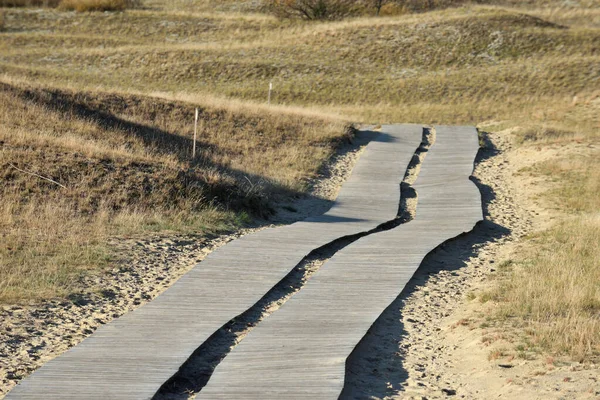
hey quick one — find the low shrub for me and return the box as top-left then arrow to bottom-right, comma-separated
58,0 -> 139,11
378,2 -> 406,15
268,0 -> 361,20
267,0 -> 471,19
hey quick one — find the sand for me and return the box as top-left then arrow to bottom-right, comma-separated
341,129 -> 599,400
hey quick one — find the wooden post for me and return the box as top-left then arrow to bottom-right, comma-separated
193,108 -> 198,158
268,82 -> 273,105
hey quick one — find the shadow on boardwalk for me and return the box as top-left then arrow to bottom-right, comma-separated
340,132 -> 510,399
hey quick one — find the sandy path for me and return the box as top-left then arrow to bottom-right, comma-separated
342,130 -> 599,399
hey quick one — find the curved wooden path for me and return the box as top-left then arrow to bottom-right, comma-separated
5,125 -> 424,400
197,125 -> 482,399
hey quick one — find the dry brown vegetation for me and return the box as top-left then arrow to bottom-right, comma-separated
488,218 -> 600,361
0,82 -> 348,302
0,0 -> 598,360
267,0 -> 499,20
481,147 -> 600,361
58,0 -> 137,12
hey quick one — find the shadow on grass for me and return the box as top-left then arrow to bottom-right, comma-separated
3,83 -> 339,218
4,82 -> 220,163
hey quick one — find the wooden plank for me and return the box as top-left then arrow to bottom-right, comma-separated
5,125 -> 424,400
197,125 -> 483,399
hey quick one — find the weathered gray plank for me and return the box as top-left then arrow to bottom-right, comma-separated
5,125 -> 424,400
197,125 -> 482,399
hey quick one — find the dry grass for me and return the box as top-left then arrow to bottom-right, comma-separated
0,194 -> 236,302
1,6 -> 597,139
0,82 -> 348,302
483,217 -> 600,361
536,155 -> 600,214
480,134 -> 600,361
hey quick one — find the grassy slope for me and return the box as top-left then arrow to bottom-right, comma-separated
0,0 -> 598,359
1,5 -> 598,132
0,83 -> 348,302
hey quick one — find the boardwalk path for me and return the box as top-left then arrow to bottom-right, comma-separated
198,126 -> 482,399
6,125 -> 424,400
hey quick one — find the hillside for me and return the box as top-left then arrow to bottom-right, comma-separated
0,0 -> 599,398
0,82 -> 350,302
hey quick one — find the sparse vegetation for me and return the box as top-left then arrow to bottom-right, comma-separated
0,0 -> 598,361
482,217 -> 600,361
267,0 -> 475,19
480,137 -> 600,361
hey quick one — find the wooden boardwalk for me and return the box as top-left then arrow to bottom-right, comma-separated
5,125 -> 424,400
197,125 -> 483,399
